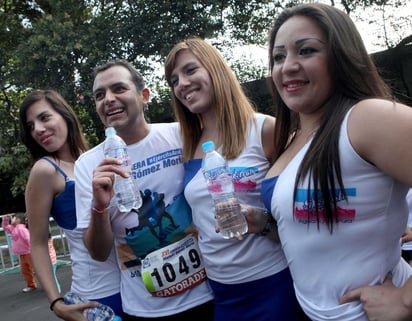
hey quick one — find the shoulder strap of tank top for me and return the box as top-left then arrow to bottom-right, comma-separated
255,113 -> 266,129
248,113 -> 266,138
40,157 -> 69,180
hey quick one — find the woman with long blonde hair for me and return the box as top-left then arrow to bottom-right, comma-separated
165,37 -> 304,320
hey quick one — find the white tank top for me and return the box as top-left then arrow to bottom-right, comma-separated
271,108 -> 411,320
185,113 -> 288,283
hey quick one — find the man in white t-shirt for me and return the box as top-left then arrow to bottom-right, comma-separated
75,60 -> 214,320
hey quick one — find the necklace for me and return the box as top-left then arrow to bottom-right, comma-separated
296,126 -> 319,140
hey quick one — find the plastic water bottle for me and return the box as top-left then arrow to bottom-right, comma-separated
103,127 -> 142,213
63,292 -> 122,321
201,141 -> 248,239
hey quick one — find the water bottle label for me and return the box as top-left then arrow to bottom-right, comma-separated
141,234 -> 206,297
204,166 -> 233,194
203,165 -> 226,181
105,147 -> 131,167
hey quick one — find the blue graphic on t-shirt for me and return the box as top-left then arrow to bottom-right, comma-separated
124,192 -> 192,265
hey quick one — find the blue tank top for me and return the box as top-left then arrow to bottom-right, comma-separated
42,158 -> 76,230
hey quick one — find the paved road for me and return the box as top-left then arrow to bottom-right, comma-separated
0,259 -> 72,321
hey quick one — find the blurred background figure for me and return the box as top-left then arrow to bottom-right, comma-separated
2,213 -> 37,292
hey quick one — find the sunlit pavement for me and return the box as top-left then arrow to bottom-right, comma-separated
0,258 -> 72,321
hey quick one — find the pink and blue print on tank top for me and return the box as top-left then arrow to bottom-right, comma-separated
184,160 -> 259,193
294,187 -> 356,224
231,166 -> 258,192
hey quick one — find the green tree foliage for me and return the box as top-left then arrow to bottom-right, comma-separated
0,0 -> 410,214
0,0 -> 278,213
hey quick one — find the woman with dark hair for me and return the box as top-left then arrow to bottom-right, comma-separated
20,90 -> 88,161
261,3 -> 412,320
20,89 -> 122,320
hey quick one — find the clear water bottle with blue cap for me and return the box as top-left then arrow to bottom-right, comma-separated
201,140 -> 248,239
103,127 -> 142,213
63,292 -> 122,321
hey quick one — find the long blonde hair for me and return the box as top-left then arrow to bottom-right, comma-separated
164,37 -> 256,160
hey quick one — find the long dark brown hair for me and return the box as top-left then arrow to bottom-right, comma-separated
19,89 -> 89,160
268,3 -> 392,232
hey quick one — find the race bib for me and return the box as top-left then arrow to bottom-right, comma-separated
141,234 -> 207,297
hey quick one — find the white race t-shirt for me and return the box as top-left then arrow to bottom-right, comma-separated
75,123 -> 213,317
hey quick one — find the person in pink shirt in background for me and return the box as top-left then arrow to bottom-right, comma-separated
2,212 -> 37,292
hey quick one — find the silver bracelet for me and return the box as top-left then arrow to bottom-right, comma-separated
257,209 -> 275,237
